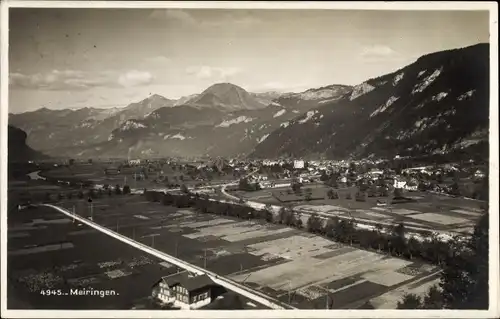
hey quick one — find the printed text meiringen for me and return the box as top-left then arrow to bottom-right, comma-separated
70,288 -> 117,298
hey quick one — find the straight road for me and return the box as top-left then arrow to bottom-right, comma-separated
42,203 -> 294,310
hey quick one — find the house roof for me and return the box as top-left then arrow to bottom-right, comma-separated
160,271 -> 214,292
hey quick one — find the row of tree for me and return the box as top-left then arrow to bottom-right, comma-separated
238,178 -> 262,192
397,211 -> 488,309
144,191 -> 455,266
143,189 -> 488,310
43,184 -> 132,203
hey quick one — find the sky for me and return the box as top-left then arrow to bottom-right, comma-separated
8,8 -> 490,113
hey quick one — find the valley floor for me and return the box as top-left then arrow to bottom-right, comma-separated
9,194 -> 443,309
232,185 -> 484,236
6,202 -> 268,310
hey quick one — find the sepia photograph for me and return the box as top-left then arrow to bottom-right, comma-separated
1,1 -> 498,318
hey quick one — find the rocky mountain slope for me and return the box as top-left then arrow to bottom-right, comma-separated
181,83 -> 269,111
8,94 -> 175,151
250,43 -> 490,161
8,125 -> 47,162
28,83 -> 352,159
8,82 -> 351,159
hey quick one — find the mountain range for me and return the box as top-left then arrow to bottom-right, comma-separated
251,43 -> 489,161
8,43 -> 489,162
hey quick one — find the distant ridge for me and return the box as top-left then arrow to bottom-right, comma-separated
8,125 -> 47,162
250,43 -> 490,161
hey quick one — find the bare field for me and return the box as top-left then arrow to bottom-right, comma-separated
53,195 -> 441,309
42,163 -> 238,190
237,187 -> 484,234
7,203 -> 269,310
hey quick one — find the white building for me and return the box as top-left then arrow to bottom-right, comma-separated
152,271 -> 214,310
474,170 -> 486,179
404,184 -> 418,191
294,160 -> 305,169
129,159 -> 141,165
394,178 -> 407,189
262,160 -> 280,166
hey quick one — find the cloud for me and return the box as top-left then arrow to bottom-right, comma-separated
10,70 -> 108,91
148,9 -> 262,28
203,13 -> 263,28
185,66 -> 242,81
118,70 -> 154,87
10,69 -> 155,91
149,9 -> 197,25
144,55 -> 171,65
258,81 -> 288,91
250,81 -> 312,93
360,45 -> 398,59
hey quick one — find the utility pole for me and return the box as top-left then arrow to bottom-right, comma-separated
87,197 -> 93,221
288,280 -> 292,304
151,234 -> 160,248
134,170 -> 137,189
314,285 -> 332,310
203,249 -> 207,269
175,238 -> 178,257
132,227 -> 135,240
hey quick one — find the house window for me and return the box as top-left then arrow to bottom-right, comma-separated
193,295 -> 198,303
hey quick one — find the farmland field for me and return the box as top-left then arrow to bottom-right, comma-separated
50,194 -> 442,309
8,170 -> 483,309
231,185 -> 485,235
41,162 -> 239,190
7,187 -> 268,310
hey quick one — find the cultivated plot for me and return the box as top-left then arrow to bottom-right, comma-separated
58,195 -> 442,309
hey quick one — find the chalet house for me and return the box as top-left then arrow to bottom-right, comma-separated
151,271 -> 215,310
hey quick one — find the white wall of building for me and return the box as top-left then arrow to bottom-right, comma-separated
294,160 -> 305,169
187,297 -> 211,309
394,180 -> 407,189
156,286 -> 211,309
